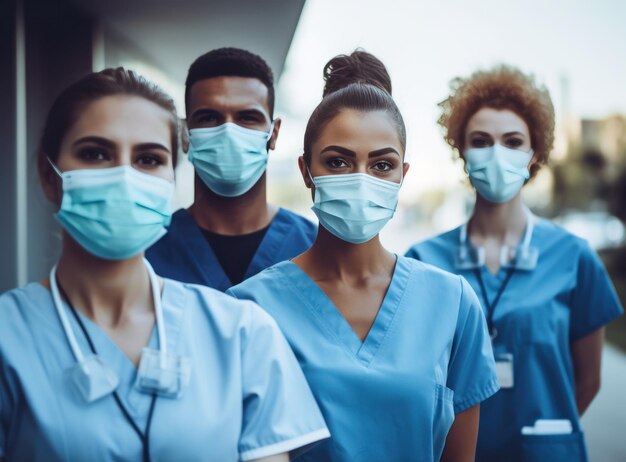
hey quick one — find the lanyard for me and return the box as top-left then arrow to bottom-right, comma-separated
474,267 -> 515,340
57,282 -> 157,462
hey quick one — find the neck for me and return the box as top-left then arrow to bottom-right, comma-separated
469,194 -> 527,246
54,234 -> 152,327
303,227 -> 395,282
189,174 -> 274,235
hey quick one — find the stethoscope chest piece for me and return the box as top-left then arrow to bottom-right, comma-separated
135,347 -> 191,399
65,354 -> 120,403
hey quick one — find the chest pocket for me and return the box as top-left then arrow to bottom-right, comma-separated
433,384 -> 455,460
521,431 -> 588,462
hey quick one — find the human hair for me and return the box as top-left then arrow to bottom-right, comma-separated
438,65 -> 555,178
303,50 -> 405,165
38,67 -> 180,167
185,47 -> 275,118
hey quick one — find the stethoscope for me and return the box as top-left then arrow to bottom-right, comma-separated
49,259 -> 169,462
456,207 -> 538,340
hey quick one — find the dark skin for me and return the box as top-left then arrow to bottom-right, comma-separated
184,76 -> 282,235
296,108 -> 479,462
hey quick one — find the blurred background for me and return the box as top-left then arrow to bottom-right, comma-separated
1,0 -> 624,459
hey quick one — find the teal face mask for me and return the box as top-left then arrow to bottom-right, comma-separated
464,144 -> 533,204
187,122 -> 274,197
310,172 -> 401,244
50,162 -> 174,260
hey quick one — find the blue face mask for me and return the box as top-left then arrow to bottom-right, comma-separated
310,172 -> 401,244
50,162 -> 174,260
187,122 -> 274,197
464,144 -> 533,204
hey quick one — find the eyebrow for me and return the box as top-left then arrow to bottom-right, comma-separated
189,107 -> 268,121
469,130 -> 526,137
72,136 -> 170,153
320,145 -> 400,158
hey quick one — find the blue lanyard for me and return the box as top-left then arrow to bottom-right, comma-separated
58,282 -> 157,462
474,267 -> 515,340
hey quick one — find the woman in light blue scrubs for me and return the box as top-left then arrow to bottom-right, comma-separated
0,68 -> 328,462
227,50 -> 499,462
405,66 -> 623,462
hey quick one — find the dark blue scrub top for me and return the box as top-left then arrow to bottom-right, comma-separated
146,208 -> 317,291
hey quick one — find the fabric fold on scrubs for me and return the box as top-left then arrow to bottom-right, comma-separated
146,207 -> 317,291
0,279 -> 328,461
405,218 -> 623,462
228,256 -> 499,462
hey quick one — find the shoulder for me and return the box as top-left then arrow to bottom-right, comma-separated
533,218 -> 597,261
163,277 -> 275,334
398,255 -> 465,301
275,208 -> 316,233
405,226 -> 461,260
228,262 -> 291,299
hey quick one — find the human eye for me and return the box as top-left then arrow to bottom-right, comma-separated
372,160 -> 393,172
470,136 -> 491,148
505,137 -> 524,149
135,152 -> 167,168
326,157 -> 349,169
77,147 -> 109,163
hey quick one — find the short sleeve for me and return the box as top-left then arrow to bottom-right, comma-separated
569,242 -> 623,341
238,303 -> 329,461
447,277 -> 500,413
404,246 -> 421,260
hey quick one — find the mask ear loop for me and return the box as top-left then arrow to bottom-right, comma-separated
47,157 -> 63,177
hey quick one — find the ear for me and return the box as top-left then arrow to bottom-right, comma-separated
298,155 -> 313,189
181,118 -> 189,153
37,154 -> 62,205
528,151 -> 539,169
402,161 -> 410,179
267,117 -> 281,151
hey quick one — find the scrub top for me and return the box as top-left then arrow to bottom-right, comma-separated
406,218 -> 623,462
227,256 -> 499,461
146,208 -> 317,291
0,279 -> 329,461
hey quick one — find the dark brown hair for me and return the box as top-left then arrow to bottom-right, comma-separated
39,67 -> 180,167
303,50 -> 405,164
439,65 -> 555,178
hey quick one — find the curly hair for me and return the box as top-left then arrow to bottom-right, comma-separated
438,65 -> 555,178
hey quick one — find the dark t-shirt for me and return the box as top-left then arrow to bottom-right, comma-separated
200,226 -> 270,285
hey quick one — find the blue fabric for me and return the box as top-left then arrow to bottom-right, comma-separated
146,208 -> 316,291
405,218 -> 624,462
0,280 -> 328,461
228,256 -> 499,461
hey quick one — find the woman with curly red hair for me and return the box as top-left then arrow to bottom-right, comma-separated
406,66 -> 623,462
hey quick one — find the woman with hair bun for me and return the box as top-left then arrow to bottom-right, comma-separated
228,50 -> 499,462
0,67 -> 329,462
406,66 -> 623,462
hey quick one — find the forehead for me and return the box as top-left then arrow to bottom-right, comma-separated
466,107 -> 530,135
314,109 -> 403,152
187,76 -> 270,115
62,95 -> 172,147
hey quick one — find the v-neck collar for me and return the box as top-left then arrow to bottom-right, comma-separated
43,279 -> 187,416
280,256 -> 411,366
177,207 -> 291,290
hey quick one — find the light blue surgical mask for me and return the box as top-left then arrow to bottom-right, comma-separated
188,122 -> 274,197
309,172 -> 401,244
464,144 -> 533,204
50,161 -> 174,260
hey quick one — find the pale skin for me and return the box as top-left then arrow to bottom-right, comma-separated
38,94 -> 286,462
463,107 -> 603,417
296,108 -> 479,462
184,76 -> 282,235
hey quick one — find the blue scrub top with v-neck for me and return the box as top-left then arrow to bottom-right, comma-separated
405,219 -> 623,462
146,208 -> 317,291
0,279 -> 329,461
227,256 -> 499,462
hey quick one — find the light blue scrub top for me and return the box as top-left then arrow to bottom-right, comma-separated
406,219 -> 623,462
227,255 -> 499,461
146,208 -> 317,291
0,279 -> 329,461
